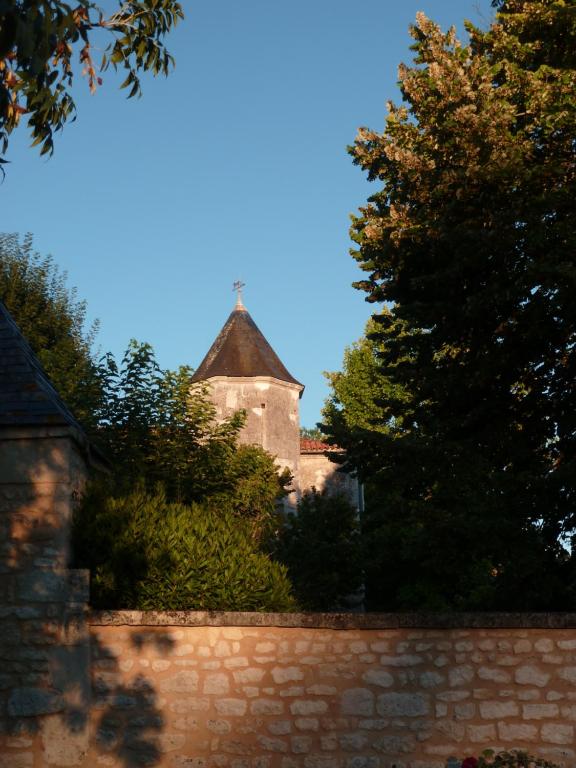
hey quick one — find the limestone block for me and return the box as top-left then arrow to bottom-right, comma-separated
0,755 -> 33,768
339,733 -> 369,751
280,687 -> 305,697
467,724 -> 497,742
514,665 -> 550,687
203,673 -> 229,695
257,736 -> 288,753
560,704 -> 576,719
291,736 -> 312,753
251,699 -> 284,715
346,759 -> 380,768
220,739 -> 251,756
513,640 -> 532,653
557,639 -> 576,650
290,700 -> 328,716
349,642 -> 368,654
362,670 -> 394,688
558,667 -> 576,683
341,688 -> 374,716
169,698 -> 209,712
498,722 -> 538,741
376,693 -> 429,717
547,691 -> 565,701
207,719 -> 232,734
479,700 -> 519,719
436,719 -> 466,741
233,668 -> 265,684
215,699 -> 248,716
295,718 -> 320,731
478,667 -> 512,683
159,733 -> 186,752
255,643 -> 276,653
454,702 -> 476,720
373,734 -> 417,753
379,655 -> 423,667
172,716 -> 199,730
268,720 -> 291,735
271,666 -> 304,684
449,665 -> 475,686
319,733 -> 337,750
223,657 -> 249,669
523,703 -> 560,719
541,723 -> 574,744
304,756 -> 341,768
159,671 -> 199,693
534,638 -> 554,653
214,641 -> 231,657
419,671 -> 445,688
306,685 -> 337,695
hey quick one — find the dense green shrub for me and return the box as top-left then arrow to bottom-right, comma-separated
273,489 -> 362,611
73,485 -> 297,612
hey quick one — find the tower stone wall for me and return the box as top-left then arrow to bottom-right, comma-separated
208,375 -> 302,483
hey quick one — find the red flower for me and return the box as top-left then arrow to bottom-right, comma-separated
462,758 -> 478,768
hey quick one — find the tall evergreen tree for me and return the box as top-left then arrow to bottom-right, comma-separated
325,0 -> 576,610
0,232 -> 104,429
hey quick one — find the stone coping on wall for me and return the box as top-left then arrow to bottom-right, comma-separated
89,610 -> 576,629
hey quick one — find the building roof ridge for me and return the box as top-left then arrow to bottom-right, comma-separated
0,299 -> 86,430
191,303 -> 303,390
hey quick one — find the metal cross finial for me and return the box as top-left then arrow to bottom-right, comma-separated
233,280 -> 246,308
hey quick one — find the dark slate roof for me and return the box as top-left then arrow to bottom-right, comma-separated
191,303 -> 303,389
0,300 -> 85,428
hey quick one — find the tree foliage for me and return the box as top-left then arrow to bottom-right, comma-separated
73,485 -> 297,612
0,232 -> 103,429
300,426 -> 325,441
0,0 -> 184,164
273,489 -> 362,611
325,0 -> 576,610
96,340 -> 290,535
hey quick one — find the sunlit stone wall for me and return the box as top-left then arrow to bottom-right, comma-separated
84,613 -> 576,768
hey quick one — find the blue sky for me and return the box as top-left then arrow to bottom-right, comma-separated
2,0 -> 493,428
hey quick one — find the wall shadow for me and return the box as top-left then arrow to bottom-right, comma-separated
0,433 -> 168,767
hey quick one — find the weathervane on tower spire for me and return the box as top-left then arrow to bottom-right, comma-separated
233,280 -> 246,309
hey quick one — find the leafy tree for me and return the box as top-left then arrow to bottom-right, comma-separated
326,1 -> 576,610
73,485 -> 297,612
0,0 -> 184,165
273,489 -> 362,611
300,426 -> 325,441
96,340 -> 290,535
0,232 -> 103,428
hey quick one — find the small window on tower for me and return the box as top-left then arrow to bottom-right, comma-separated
261,403 -> 266,409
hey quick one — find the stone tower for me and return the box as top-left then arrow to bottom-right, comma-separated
191,292 -> 304,495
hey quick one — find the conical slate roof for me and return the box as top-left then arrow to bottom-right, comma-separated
0,300 -> 84,428
191,302 -> 303,389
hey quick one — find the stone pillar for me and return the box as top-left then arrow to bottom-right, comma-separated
0,426 -> 92,767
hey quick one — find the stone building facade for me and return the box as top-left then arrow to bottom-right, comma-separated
191,295 -> 360,508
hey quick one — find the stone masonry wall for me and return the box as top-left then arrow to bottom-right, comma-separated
85,613 -> 576,768
0,427 -> 92,768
